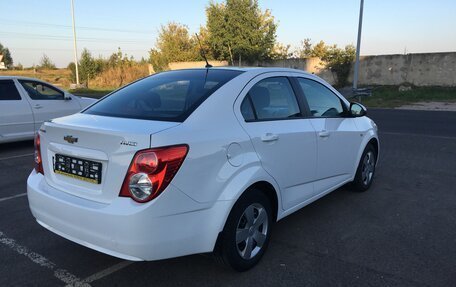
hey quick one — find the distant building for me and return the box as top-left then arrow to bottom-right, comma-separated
0,54 -> 6,70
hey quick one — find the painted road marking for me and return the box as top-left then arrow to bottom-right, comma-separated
0,229 -> 133,286
0,153 -> 34,161
0,231 -> 90,286
65,261 -> 134,287
0,193 -> 27,203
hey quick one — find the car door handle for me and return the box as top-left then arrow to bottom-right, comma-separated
33,104 -> 43,109
318,130 -> 330,138
261,133 -> 279,142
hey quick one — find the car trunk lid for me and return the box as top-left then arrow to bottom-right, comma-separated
40,113 -> 180,204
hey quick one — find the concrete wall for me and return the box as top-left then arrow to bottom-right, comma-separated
256,57 -> 337,85
166,52 -> 456,87
258,52 -> 456,87
349,52 -> 456,86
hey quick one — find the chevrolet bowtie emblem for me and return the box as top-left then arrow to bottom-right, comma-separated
64,135 -> 78,144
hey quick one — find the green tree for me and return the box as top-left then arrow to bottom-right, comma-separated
15,63 -> 23,70
0,42 -> 13,68
311,41 -> 328,58
108,48 -> 134,68
193,26 -> 213,61
149,49 -> 169,72
206,0 -> 277,64
107,48 -> 136,86
149,22 -> 201,72
297,38 -> 313,58
270,43 -> 292,60
39,54 -> 56,69
322,44 -> 356,87
78,48 -> 104,85
297,39 -> 327,58
67,62 -> 76,82
296,39 -> 355,86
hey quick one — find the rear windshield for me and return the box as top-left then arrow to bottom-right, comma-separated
84,69 -> 243,122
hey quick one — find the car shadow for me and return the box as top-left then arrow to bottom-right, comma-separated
86,184 -> 369,286
0,140 -> 34,159
0,140 -> 34,150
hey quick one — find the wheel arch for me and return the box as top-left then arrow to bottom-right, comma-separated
213,179 -> 280,254
216,174 -> 281,234
352,133 -> 380,180
243,181 -> 279,222
368,137 -> 379,163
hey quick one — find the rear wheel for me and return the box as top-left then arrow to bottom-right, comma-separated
352,144 -> 377,192
214,188 -> 273,271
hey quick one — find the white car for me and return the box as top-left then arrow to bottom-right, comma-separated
27,68 -> 379,271
0,76 -> 95,143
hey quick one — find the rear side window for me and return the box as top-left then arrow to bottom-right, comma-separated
297,78 -> 344,117
19,80 -> 64,100
84,69 -> 243,122
242,77 -> 301,121
0,80 -> 21,101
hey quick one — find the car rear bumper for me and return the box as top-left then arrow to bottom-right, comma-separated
27,171 -> 232,261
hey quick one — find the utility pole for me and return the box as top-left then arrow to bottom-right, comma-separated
353,0 -> 364,91
71,0 -> 80,85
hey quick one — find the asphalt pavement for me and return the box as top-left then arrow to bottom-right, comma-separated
0,108 -> 455,286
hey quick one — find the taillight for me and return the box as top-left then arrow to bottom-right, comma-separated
119,145 -> 189,203
34,133 -> 44,175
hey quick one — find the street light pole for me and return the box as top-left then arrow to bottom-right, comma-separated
353,0 -> 364,91
71,0 -> 80,85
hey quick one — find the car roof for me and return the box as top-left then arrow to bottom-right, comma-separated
164,66 -> 312,75
211,66 -> 304,72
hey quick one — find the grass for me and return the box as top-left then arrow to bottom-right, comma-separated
0,68 -> 71,88
357,86 -> 456,108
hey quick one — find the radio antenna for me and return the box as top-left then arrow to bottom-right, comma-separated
195,33 -> 212,68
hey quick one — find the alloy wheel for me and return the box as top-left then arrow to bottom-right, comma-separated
362,151 -> 375,186
236,203 -> 269,260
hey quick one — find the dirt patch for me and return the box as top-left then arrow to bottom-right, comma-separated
397,101 -> 456,111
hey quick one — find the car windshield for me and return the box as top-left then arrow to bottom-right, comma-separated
84,69 -> 243,122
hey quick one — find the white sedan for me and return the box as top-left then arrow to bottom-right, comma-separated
0,76 -> 95,143
27,68 -> 379,271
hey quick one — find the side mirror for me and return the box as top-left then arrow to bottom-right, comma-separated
350,102 -> 367,117
64,94 -> 72,101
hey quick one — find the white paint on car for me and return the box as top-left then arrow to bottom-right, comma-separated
0,76 -> 97,143
27,67 -> 379,269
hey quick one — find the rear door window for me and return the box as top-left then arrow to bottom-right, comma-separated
19,80 -> 64,100
242,77 -> 301,121
84,69 -> 243,122
0,80 -> 21,101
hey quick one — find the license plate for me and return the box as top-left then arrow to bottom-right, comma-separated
53,154 -> 102,184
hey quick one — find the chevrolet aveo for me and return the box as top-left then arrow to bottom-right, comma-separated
27,68 -> 379,271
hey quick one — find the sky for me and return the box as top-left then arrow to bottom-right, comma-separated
1,0 -> 455,68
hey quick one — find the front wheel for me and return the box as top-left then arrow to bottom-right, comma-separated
352,144 -> 377,192
214,189 -> 273,271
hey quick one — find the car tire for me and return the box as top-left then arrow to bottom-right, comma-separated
352,143 -> 377,192
214,188 -> 273,271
